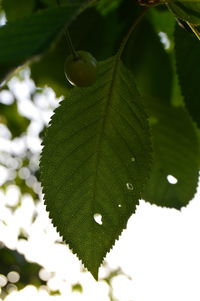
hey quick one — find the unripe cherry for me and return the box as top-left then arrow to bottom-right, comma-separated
64,51 -> 97,87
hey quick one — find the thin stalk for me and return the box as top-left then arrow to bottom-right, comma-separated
64,29 -> 79,60
56,0 -> 78,59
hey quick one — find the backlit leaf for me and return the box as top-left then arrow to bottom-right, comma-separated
124,19 -> 173,102
143,98 -> 199,209
40,56 -> 152,279
175,24 -> 200,126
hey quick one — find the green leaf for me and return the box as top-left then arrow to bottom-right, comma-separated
167,0 -> 200,25
0,3 -> 85,83
123,19 -> 173,102
2,0 -> 36,22
175,24 -> 200,127
143,98 -> 199,209
149,6 -> 175,43
97,0 -> 122,15
40,56 -> 152,279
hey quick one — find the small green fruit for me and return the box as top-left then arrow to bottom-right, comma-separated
64,51 -> 97,87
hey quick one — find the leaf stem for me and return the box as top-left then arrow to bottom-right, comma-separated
56,0 -> 78,59
64,29 -> 79,60
117,7 -> 149,59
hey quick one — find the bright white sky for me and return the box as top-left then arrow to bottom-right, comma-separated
0,63 -> 200,301
108,193 -> 200,301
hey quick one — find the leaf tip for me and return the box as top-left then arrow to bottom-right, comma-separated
91,269 -> 99,281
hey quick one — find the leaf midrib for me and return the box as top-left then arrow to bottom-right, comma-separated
87,56 -> 120,269
92,56 -> 120,208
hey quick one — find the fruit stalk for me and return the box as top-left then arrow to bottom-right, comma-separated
56,0 -> 78,59
64,29 -> 79,60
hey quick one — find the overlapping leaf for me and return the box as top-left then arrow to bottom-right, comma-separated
40,57 -> 152,279
143,98 -> 199,209
2,0 -> 35,21
124,19 -> 173,102
167,0 -> 200,25
0,3 -> 86,83
175,24 -> 200,127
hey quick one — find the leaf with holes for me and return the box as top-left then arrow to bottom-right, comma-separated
40,57 -> 152,279
143,98 -> 199,209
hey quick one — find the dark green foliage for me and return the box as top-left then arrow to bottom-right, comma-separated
124,18 -> 173,102
2,0 -> 35,22
143,98 -> 199,208
0,3 -> 84,83
175,24 -> 200,126
167,0 -> 200,25
0,101 -> 29,137
0,246 -> 42,292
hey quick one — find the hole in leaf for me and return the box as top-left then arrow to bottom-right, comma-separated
167,175 -> 178,184
126,183 -> 133,190
93,213 -> 103,225
118,204 -> 122,208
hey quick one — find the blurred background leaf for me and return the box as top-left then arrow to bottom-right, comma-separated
123,17 -> 173,102
175,23 -> 200,127
0,4 -> 82,84
143,97 -> 199,209
0,101 -> 29,138
0,245 -> 42,293
2,0 -> 36,22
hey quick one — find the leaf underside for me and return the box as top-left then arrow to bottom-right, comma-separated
40,57 -> 152,279
143,98 -> 199,209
